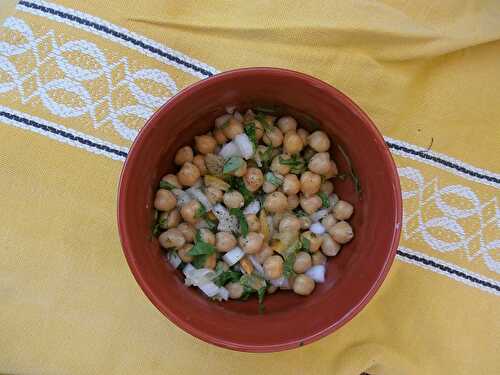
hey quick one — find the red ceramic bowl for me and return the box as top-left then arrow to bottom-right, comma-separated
117,67 -> 402,352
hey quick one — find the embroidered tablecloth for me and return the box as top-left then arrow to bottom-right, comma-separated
1,1 -> 499,374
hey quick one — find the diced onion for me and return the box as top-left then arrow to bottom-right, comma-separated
212,203 -> 238,232
270,277 -> 290,289
186,187 -> 212,211
306,265 -> 326,283
248,255 -> 265,277
234,133 -> 254,159
310,222 -> 326,235
310,209 -> 329,222
243,200 -> 261,215
167,251 -> 182,269
184,267 -> 216,287
182,263 -> 195,277
216,287 -> 229,301
219,141 -> 242,159
198,282 -> 220,297
172,188 -> 191,207
223,247 -> 245,266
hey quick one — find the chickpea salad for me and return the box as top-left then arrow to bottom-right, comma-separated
152,106 -> 355,310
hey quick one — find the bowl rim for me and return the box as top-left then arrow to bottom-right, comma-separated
117,67 -> 403,352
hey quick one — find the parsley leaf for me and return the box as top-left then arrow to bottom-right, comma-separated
159,180 -> 176,190
293,208 -> 307,217
257,286 -> 266,314
255,113 -> 273,132
302,237 -> 311,252
214,270 -> 241,287
283,253 -> 296,278
188,230 -> 216,256
226,176 -> 254,205
244,122 -> 257,151
279,155 -> 306,174
265,172 -> 283,187
317,192 -> 330,208
223,156 -> 245,175
195,204 -> 207,219
229,207 -> 249,237
151,210 -> 166,237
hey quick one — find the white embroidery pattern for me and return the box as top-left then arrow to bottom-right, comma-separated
400,167 -> 499,274
0,16 -> 177,140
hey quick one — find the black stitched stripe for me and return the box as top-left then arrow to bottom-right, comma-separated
18,0 -> 214,77
0,111 -> 128,158
397,249 -> 500,293
387,141 -> 500,185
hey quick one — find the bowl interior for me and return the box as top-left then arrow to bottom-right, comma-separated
118,68 -> 401,352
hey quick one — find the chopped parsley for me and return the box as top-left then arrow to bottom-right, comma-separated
301,237 -> 311,252
227,176 -> 254,204
317,192 -> 330,208
188,230 -> 216,268
283,253 -> 296,278
194,204 -> 207,219
254,113 -> 273,132
279,154 -> 306,174
223,156 -> 245,175
159,180 -> 176,190
265,172 -> 283,187
244,122 -> 257,151
229,207 -> 249,237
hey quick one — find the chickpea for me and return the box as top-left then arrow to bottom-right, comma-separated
277,116 -> 297,133
320,181 -> 334,195
333,200 -> 354,220
216,231 -> 237,252
180,200 -> 201,224
287,194 -> 300,209
160,209 -> 181,229
283,131 -> 304,155
321,233 -> 341,256
270,154 -> 291,175
215,113 -> 232,128
293,252 -> 312,273
223,190 -> 244,208
222,118 -> 244,139
263,255 -> 284,279
213,128 -> 228,145
300,171 -> 321,196
279,214 -> 301,233
205,186 -> 223,205
177,162 -> 201,187
262,127 -> 283,147
293,274 -> 315,296
262,181 -> 278,193
300,194 -> 322,215
255,244 -> 274,264
161,174 -> 181,189
245,214 -> 261,232
263,191 -> 288,213
194,134 -> 217,155
226,282 -> 244,299
272,211 -> 285,229
199,228 -> 215,245
330,221 -> 354,244
192,154 -> 207,176
178,222 -> 196,242
312,251 -> 327,266
299,215 -> 312,229
202,253 -> 216,269
178,244 -> 194,263
301,231 -> 323,252
174,146 -> 193,166
154,189 -> 177,211
297,128 -> 309,145
308,152 -> 331,175
324,160 -> 338,179
158,228 -> 185,249
307,131 -> 331,152
229,159 -> 247,177
239,232 -> 264,254
282,174 -> 301,195
321,214 -> 338,232
243,167 -> 264,192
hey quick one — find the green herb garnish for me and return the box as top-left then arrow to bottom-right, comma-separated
229,207 -> 249,237
214,270 -> 241,287
257,286 -> 266,314
302,237 -> 311,252
279,154 -> 306,174
255,113 -> 273,132
317,192 -> 330,208
337,144 -> 362,195
188,230 -> 216,256
244,122 -> 257,151
227,176 -> 254,204
195,204 -> 207,219
159,180 -> 176,190
223,156 -> 245,175
206,217 -> 218,231
293,208 -> 307,217
265,172 -> 283,187
283,253 -> 296,278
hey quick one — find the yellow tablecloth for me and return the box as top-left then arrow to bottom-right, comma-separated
1,1 -> 499,374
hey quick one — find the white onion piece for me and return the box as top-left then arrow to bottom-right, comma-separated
212,203 -> 238,232
167,251 -> 182,269
219,141 -> 241,159
172,189 -> 191,207
192,178 -> 203,189
310,209 -> 329,222
183,263 -> 195,277
223,246 -> 245,266
243,200 -> 261,215
306,265 -> 326,283
310,222 -> 326,235
249,255 -> 265,277
270,277 -> 287,287
234,133 -> 254,159
216,286 -> 229,301
329,194 -> 339,211
198,282 -> 220,297
186,187 -> 212,211
184,268 -> 216,287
